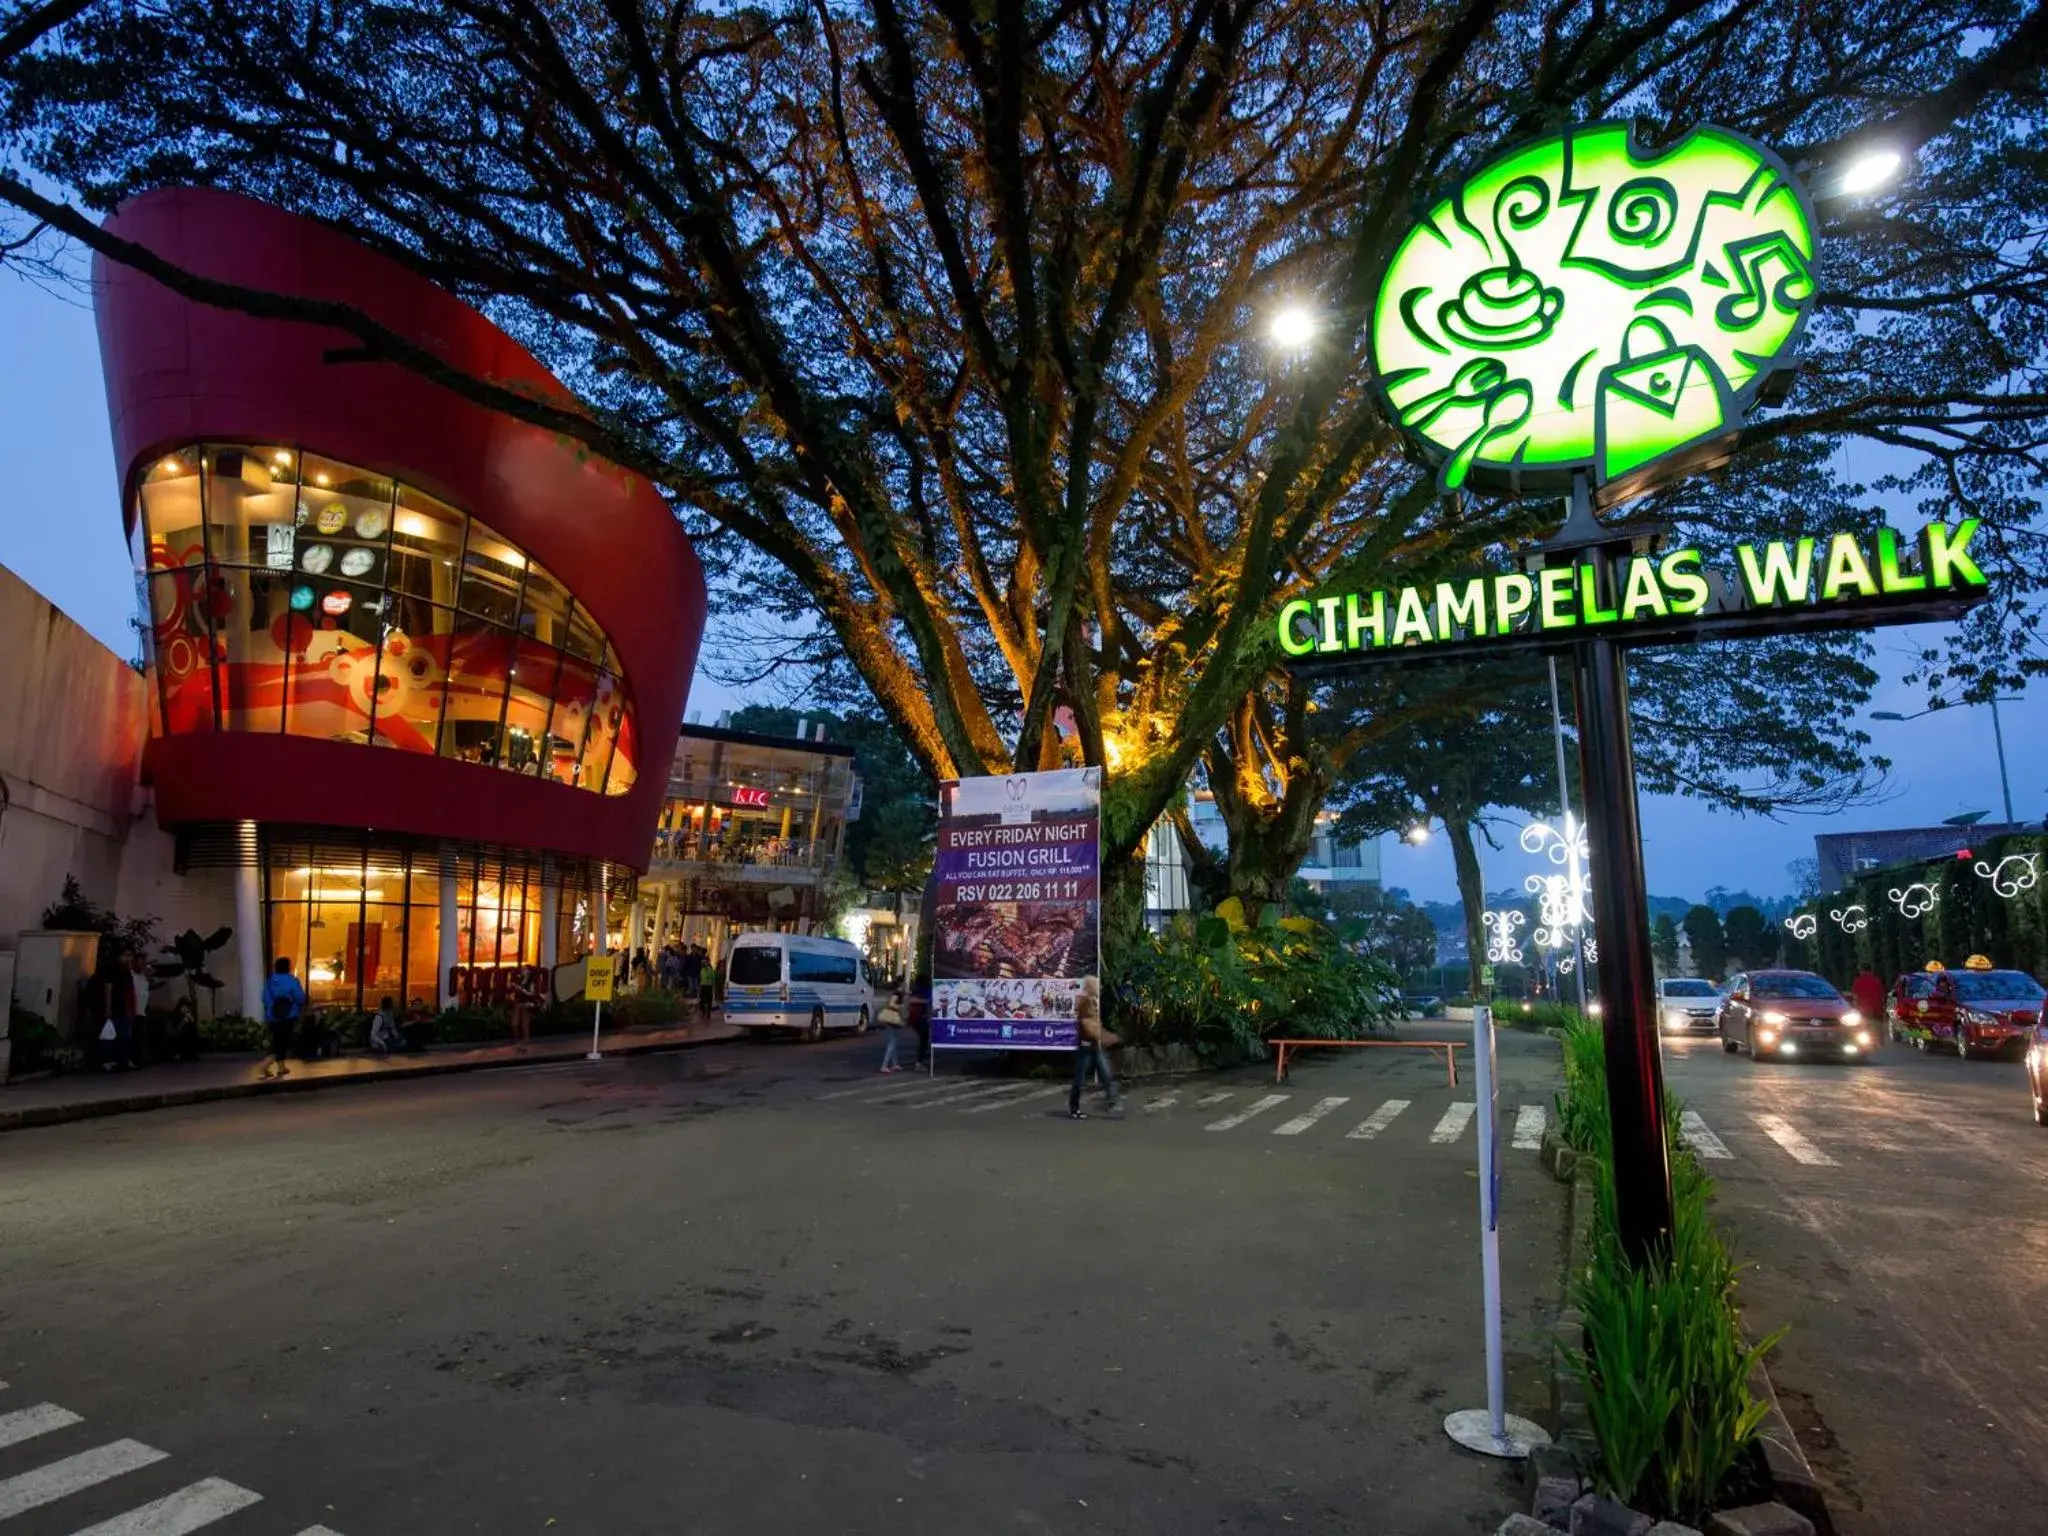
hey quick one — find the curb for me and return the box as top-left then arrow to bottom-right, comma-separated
1748,1358 -> 1832,1536
0,1029 -> 741,1135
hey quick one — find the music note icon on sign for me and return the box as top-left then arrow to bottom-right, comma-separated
1714,233 -> 1814,330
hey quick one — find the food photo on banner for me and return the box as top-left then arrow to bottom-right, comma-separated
932,767 -> 1102,1051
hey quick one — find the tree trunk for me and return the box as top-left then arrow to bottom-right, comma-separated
1442,815 -> 1489,990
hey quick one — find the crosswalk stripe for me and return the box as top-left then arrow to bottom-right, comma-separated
1429,1103 -> 1477,1143
1141,1093 -> 1180,1113
816,1076 -> 950,1102
1272,1096 -> 1350,1136
907,1081 -> 1032,1109
1754,1113 -> 1834,1166
68,1477 -> 263,1535
1346,1099 -> 1411,1139
0,1440 -> 168,1521
1191,1091 -> 1235,1109
294,1528 -> 348,1536
1680,1109 -> 1733,1160
962,1084 -> 1066,1114
1512,1104 -> 1547,1151
1207,1093 -> 1291,1131
0,1403 -> 82,1450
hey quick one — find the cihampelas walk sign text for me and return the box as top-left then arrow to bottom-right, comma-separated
1280,519 -> 1989,666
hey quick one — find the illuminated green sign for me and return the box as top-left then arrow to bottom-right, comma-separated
1371,123 -> 1816,498
1278,521 -> 1986,659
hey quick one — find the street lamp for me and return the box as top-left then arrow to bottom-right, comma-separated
1838,148 -> 1904,195
1268,305 -> 1316,349
1403,821 -> 1431,845
1871,695 -> 2021,825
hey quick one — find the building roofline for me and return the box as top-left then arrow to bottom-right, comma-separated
679,722 -> 857,758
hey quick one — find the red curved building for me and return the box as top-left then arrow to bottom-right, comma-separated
94,187 -> 706,1011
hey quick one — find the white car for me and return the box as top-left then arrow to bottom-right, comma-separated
723,932 -> 876,1041
1657,976 -> 1722,1035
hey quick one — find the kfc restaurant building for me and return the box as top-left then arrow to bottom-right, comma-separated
95,188 -> 706,1014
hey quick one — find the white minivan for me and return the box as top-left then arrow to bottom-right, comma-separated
724,932 -> 876,1041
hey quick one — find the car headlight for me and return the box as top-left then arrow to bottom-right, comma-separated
1842,1010 -> 1862,1027
1757,1028 -> 1777,1045
1761,1010 -> 1789,1026
1663,1009 -> 1686,1030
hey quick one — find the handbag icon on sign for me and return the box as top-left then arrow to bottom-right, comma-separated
1595,315 -> 1732,484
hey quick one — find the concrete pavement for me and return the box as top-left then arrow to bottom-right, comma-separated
1659,1032 -> 2048,1536
0,1029 -> 1568,1535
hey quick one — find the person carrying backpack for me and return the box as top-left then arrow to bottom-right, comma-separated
260,956 -> 307,1079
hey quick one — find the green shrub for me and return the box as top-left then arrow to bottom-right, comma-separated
196,1013 -> 268,1053
1558,1011 -> 1778,1525
8,1003 -> 61,1074
1108,905 -> 1399,1055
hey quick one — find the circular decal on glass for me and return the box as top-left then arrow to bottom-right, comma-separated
299,544 -> 334,575
314,505 -> 349,534
354,507 -> 389,539
1370,122 -> 1816,498
320,589 -> 353,616
338,547 -> 377,578
289,585 -> 315,612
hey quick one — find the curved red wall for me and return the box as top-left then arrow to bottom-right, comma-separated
94,187 -> 705,870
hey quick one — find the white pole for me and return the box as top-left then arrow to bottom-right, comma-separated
1548,658 -> 1589,1012
1444,1002 -> 1549,1459
586,999 -> 604,1061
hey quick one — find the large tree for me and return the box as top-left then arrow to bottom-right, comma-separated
4,0 -> 2045,918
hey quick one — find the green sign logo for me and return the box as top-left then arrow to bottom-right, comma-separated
1371,123 -> 1816,497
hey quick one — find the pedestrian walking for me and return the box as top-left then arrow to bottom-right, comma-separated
1851,966 -> 1887,1041
697,948 -> 717,1021
1067,976 -> 1119,1119
90,946 -> 135,1072
877,988 -> 909,1073
508,968 -> 540,1052
260,956 -> 306,1079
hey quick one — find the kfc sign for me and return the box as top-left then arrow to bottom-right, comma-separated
730,786 -> 771,808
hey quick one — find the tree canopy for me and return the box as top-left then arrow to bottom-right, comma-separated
3,0 -> 2043,895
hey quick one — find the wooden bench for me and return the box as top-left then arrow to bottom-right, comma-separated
1269,1037 -> 1464,1087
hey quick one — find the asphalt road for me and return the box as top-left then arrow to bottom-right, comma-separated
1659,1030 -> 2048,1536
0,1028 -> 1568,1536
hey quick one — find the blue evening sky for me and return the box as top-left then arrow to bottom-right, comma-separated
1,264 -> 2037,906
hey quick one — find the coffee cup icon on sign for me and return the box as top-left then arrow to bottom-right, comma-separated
1594,315 -> 1733,484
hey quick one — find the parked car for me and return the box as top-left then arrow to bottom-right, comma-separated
1946,965 -> 2045,1061
1656,976 -> 1721,1034
1718,970 -> 1874,1061
723,933 -> 876,1041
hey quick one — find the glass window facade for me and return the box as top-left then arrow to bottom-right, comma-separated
133,443 -> 638,795
261,831 -> 612,1012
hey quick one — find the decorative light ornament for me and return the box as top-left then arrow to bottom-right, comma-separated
1482,909 -> 1527,965
1783,913 -> 1817,940
1830,903 -> 1869,934
1887,882 -> 1939,919
1521,814 -> 1592,950
1584,938 -> 1599,964
1974,853 -> 2040,900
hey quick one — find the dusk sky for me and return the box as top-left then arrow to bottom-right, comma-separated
3,261 -> 2038,908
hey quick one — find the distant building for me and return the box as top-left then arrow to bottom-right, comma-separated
1142,792 -> 1380,922
1814,823 -> 2027,892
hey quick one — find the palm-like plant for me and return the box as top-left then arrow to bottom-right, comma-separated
152,928 -> 233,1018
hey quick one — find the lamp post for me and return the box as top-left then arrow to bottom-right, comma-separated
1871,695 -> 2022,826
1545,658 -> 1589,1011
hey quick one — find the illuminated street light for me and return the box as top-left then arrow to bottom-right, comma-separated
1268,305 -> 1316,349
1838,148 -> 1903,196
1403,822 -> 1430,845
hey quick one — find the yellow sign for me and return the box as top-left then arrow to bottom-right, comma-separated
585,955 -> 616,1001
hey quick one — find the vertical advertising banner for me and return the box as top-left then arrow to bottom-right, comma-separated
932,767 -> 1101,1050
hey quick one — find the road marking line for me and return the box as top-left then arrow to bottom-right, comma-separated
816,1076 -> 953,1102
1191,1091 -> 1235,1109
1429,1103 -> 1477,1143
1680,1110 -> 1733,1160
908,1082 -> 1032,1109
0,1404 -> 82,1450
0,1441 -> 168,1521
1512,1104 -> 1547,1151
1273,1096 -> 1351,1136
963,1085 -> 1067,1114
69,1477 -> 263,1535
1754,1113 -> 1835,1166
1140,1093 -> 1180,1113
1206,1093 -> 1291,1131
1346,1099 -> 1411,1139
293,1529 -> 347,1536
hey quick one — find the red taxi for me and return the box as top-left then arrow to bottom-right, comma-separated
1887,964 -> 1956,1049
1947,959 -> 2044,1061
